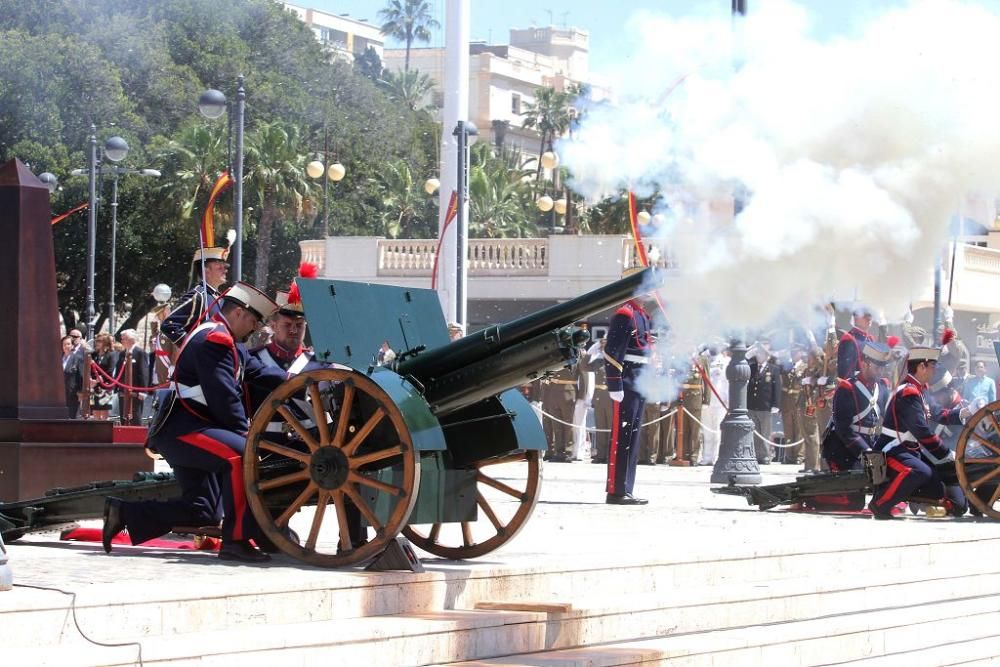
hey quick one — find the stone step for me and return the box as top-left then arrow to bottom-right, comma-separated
7,565 -> 1000,665
5,534 -> 999,650
449,598 -> 1000,666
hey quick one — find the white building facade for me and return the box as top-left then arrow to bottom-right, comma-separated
283,3 -> 384,63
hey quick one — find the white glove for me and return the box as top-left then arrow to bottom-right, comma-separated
817,376 -> 828,386
942,450 -> 956,463
770,406 -> 779,414
610,390 -> 625,403
800,377 -> 812,386
959,407 -> 971,423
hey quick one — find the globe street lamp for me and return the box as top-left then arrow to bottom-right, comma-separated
38,172 -> 58,194
199,76 -> 246,281
305,156 -> 346,237
453,120 -> 478,330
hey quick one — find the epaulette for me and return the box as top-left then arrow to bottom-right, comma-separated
837,378 -> 853,390
206,330 -> 235,347
899,385 -> 921,398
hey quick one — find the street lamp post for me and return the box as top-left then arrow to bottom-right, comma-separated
199,76 -> 246,280
453,120 -> 478,330
711,0 -> 761,485
86,126 -> 98,333
305,150 -> 346,237
72,136 -> 160,334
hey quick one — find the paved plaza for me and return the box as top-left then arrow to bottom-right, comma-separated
5,461 -> 1000,665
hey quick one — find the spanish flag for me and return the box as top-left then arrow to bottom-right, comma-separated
201,171 -> 234,247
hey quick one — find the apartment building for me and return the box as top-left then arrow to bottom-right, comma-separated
284,3 -> 384,63
384,26 -> 609,151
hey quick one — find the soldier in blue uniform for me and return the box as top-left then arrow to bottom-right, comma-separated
603,282 -> 654,505
869,345 -> 970,520
160,246 -> 230,353
103,283 -> 289,562
805,341 -> 891,511
837,307 -> 876,380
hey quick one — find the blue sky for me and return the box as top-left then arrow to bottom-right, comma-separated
303,0 -> 911,70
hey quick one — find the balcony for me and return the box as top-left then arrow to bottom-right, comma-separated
300,234 -> 1000,330
300,235 -> 673,301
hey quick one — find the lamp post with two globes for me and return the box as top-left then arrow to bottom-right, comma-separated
305,156 -> 346,237
71,135 -> 160,333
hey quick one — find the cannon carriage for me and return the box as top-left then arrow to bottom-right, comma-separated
1,270 -> 651,567
714,399 -> 1000,515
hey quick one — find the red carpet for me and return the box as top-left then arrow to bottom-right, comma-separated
61,527 -> 221,551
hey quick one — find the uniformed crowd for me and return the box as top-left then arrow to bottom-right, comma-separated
524,340 -> 724,468
527,301 -> 995,519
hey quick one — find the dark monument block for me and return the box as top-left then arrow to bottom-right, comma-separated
0,158 -> 150,500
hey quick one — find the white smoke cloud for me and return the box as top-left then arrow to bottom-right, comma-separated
561,0 -> 1000,398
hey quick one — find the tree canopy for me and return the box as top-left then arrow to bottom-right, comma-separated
0,0 -> 438,332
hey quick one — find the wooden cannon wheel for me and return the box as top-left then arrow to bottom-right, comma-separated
403,450 -> 541,559
244,368 -> 419,567
956,399 -> 1000,519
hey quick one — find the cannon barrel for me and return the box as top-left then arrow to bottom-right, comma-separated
396,268 -> 652,414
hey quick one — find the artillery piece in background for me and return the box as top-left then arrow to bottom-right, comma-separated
713,400 -> 1000,516
0,269 -> 653,567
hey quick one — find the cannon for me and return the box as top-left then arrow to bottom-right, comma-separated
713,402 -> 1000,515
1,269 -> 653,566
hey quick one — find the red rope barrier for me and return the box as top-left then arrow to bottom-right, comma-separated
90,359 -> 169,392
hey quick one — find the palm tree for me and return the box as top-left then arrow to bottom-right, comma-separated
151,122 -> 229,222
468,143 -> 536,238
242,121 -> 318,288
521,86 -> 574,183
379,68 -> 436,112
378,158 -> 427,238
377,0 -> 440,72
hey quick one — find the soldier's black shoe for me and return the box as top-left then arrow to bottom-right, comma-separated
606,493 -> 648,505
219,540 -> 271,562
102,497 -> 126,554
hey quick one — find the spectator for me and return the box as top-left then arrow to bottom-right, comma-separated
61,335 -> 83,418
962,360 -> 996,405
115,329 -> 149,425
90,333 -> 119,420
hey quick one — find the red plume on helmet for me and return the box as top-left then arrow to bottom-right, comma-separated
282,262 -> 319,315
941,328 -> 955,347
887,335 -> 900,348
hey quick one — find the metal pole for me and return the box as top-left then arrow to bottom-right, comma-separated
455,121 -> 469,328
323,127 -> 330,236
933,252 -> 942,339
85,125 -> 98,333
108,170 -> 119,334
438,0 -> 470,322
233,74 -> 245,282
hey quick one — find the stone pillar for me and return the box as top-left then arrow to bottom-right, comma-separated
711,339 -> 761,484
0,158 -> 66,419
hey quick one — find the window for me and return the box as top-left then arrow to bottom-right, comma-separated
511,93 -> 521,115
